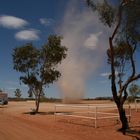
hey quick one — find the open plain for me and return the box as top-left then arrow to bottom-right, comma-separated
0,101 -> 140,140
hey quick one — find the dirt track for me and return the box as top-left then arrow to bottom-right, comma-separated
0,101 -> 139,140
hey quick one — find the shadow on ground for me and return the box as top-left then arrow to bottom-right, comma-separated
22,111 -> 73,115
125,126 -> 140,140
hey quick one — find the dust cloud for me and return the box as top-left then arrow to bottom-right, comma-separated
56,1 -> 110,103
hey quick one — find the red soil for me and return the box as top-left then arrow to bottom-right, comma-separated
0,101 -> 139,140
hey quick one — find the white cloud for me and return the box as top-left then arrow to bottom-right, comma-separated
84,32 -> 102,50
40,18 -> 54,26
100,71 -> 118,77
0,15 -> 28,29
100,72 -> 111,77
6,87 -> 17,90
15,29 -> 40,41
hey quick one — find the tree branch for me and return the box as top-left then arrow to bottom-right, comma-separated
109,1 -> 125,101
111,1 -> 123,39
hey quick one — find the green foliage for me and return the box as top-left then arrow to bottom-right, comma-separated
87,0 -> 115,27
14,88 -> 22,98
124,0 -> 140,44
13,35 -> 67,88
87,0 -> 140,45
12,35 -> 67,112
13,44 -> 39,73
107,41 -> 132,63
129,83 -> 140,97
40,35 -> 67,85
127,83 -> 140,103
97,1 -> 115,27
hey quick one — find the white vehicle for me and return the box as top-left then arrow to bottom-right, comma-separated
0,93 -> 8,105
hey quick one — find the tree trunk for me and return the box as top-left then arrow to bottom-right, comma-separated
109,31 -> 129,134
117,103 -> 129,134
35,94 -> 40,113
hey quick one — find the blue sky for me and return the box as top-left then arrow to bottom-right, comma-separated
0,0 -> 139,99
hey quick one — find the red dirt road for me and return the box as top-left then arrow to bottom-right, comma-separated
0,101 -> 139,140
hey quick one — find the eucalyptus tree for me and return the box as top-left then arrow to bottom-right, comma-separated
87,0 -> 140,133
13,35 -> 67,113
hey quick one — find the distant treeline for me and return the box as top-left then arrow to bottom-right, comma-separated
84,97 -> 113,101
8,96 -> 115,102
8,97 -> 62,103
8,96 -> 140,103
8,97 -> 114,102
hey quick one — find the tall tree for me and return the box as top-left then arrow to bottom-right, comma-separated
13,35 -> 67,113
87,0 -> 140,133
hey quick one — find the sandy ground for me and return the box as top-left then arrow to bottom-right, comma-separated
0,101 -> 140,140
